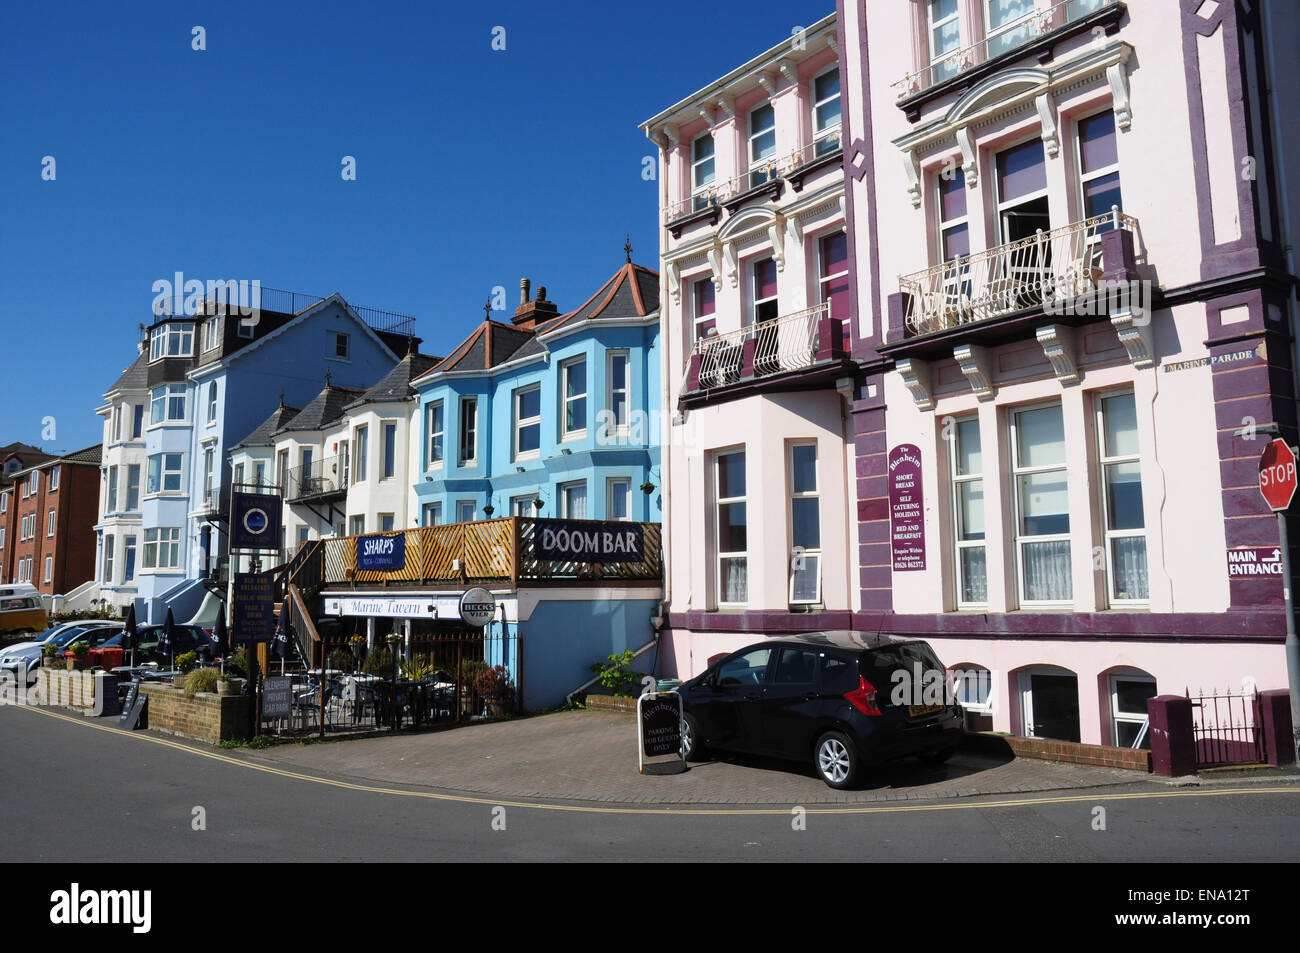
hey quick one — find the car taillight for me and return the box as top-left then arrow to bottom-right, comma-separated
845,675 -> 882,716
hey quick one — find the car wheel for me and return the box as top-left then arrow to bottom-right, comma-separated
814,730 -> 859,789
681,713 -> 708,762
920,746 -> 957,764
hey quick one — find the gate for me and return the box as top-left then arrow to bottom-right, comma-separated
1186,688 -> 1266,767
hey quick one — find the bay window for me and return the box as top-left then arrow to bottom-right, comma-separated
126,464 -> 140,510
950,417 -> 987,606
149,323 -> 194,361
426,402 -> 444,469
607,478 -> 631,521
103,535 -> 115,583
715,449 -> 748,605
1097,391 -> 1148,604
562,357 -> 587,438
107,466 -> 118,512
560,481 -> 588,519
788,443 -> 821,605
354,425 -> 369,482
1011,403 -> 1072,604
459,397 -> 478,466
150,384 -> 187,424
382,421 -> 397,479
142,528 -> 181,570
147,453 -> 184,494
124,536 -> 137,582
606,352 -> 629,434
514,385 -> 541,459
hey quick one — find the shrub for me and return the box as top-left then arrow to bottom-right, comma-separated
69,642 -> 90,660
400,655 -> 437,681
42,643 -> 58,657
185,667 -> 220,696
328,647 -> 352,672
459,658 -> 491,686
589,650 -> 646,697
473,665 -> 514,699
362,646 -> 396,679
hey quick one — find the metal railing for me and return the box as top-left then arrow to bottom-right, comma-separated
899,209 -> 1137,336
693,302 -> 832,387
180,285 -> 417,338
283,455 -> 345,502
664,132 -> 842,224
1188,688 -> 1265,767
892,0 -> 1117,100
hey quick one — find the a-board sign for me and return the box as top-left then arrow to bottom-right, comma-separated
119,681 -> 147,731
262,676 -> 293,720
639,692 -> 683,758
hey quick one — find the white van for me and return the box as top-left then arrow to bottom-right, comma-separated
0,583 -> 49,641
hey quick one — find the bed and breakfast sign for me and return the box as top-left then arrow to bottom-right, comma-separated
889,444 -> 926,572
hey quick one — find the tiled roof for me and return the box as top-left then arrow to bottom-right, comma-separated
538,262 -> 659,335
233,404 -> 302,450
274,386 -> 364,433
348,352 -> 440,406
58,445 -> 103,465
416,320 -> 535,380
106,351 -> 149,394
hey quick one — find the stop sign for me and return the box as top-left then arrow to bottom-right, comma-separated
1259,438 -> 1298,511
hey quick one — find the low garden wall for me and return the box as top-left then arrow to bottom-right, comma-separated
36,668 -> 98,712
139,684 -> 252,744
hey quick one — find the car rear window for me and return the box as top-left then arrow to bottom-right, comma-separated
821,652 -> 859,694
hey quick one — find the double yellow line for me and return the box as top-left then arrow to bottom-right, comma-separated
12,704 -> 1299,816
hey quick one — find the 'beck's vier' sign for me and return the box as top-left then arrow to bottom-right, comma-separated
889,444 -> 926,572
534,520 -> 644,563
356,534 -> 406,572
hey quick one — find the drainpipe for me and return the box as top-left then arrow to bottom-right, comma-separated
837,377 -> 856,627
650,128 -> 673,666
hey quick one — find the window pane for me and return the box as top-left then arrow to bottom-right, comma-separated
941,222 -> 970,260
1105,461 -> 1144,530
1115,678 -> 1157,716
610,355 -> 627,390
791,554 -> 820,602
718,453 -> 746,498
959,547 -> 988,603
1016,405 -> 1065,467
1084,172 -> 1123,219
957,481 -> 984,540
566,396 -> 586,432
753,258 -> 778,300
1018,471 -> 1070,535
791,498 -> 820,551
996,139 -> 1047,201
939,171 -> 967,221
519,423 -> 540,454
791,445 -> 817,493
1021,541 -> 1072,600
719,647 -> 770,685
719,502 -> 747,551
693,135 -> 714,162
775,647 -> 819,683
815,70 -> 839,103
1079,111 -> 1118,171
933,18 -> 960,56
955,418 -> 981,474
566,361 -> 586,397
519,388 -> 540,419
1112,536 -> 1149,600
720,556 -> 748,602
1101,393 -> 1139,457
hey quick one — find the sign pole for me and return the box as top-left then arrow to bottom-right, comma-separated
1282,512 -> 1300,764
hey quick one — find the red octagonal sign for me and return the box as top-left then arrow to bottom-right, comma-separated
1259,438 -> 1298,512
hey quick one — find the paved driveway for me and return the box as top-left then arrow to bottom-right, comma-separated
250,710 -> 1147,805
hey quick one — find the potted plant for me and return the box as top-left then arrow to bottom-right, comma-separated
348,634 -> 366,660
185,667 -> 220,697
177,651 -> 198,674
640,481 -> 656,495
217,675 -> 236,697
473,666 -> 516,716
532,498 -> 544,511
67,642 -> 90,672
42,643 -> 60,668
482,504 -> 495,517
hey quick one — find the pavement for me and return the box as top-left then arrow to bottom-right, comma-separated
244,709 -> 1160,804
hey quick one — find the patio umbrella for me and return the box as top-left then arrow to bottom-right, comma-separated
123,603 -> 138,670
213,604 -> 229,673
160,607 -> 175,671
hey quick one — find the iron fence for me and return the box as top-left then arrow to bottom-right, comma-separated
1187,688 -> 1265,767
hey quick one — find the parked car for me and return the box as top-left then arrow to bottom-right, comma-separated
676,632 -> 964,789
0,584 -> 50,643
93,624 -> 215,668
0,621 -> 121,684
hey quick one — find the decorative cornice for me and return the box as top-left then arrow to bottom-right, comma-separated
1111,308 -> 1154,368
778,59 -> 797,86
896,358 -> 934,411
902,149 -> 922,207
668,262 -> 681,306
698,103 -> 715,126
825,33 -> 838,54
723,241 -> 739,288
715,95 -> 734,120
706,247 -> 723,293
953,343 -> 994,399
955,127 -> 978,188
1036,324 -> 1079,384
1036,93 -> 1059,157
1106,61 -> 1132,130
769,223 -> 786,272
757,72 -> 777,97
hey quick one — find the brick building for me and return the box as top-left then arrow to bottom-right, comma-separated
0,446 -> 102,595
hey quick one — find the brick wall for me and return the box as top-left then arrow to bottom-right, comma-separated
965,731 -> 1152,771
36,668 -> 97,710
140,684 -> 252,744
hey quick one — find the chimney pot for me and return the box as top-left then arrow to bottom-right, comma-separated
538,286 -> 547,301
520,278 -> 531,305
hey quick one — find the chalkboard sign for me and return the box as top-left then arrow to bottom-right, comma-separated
120,681 -> 147,731
639,692 -> 683,758
233,573 -> 276,643
262,676 -> 292,721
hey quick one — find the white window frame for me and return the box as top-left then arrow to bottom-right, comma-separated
381,420 -> 398,480
455,500 -> 475,523
604,351 -> 630,437
950,415 -> 988,608
458,396 -> 478,466
107,466 -> 118,512
1076,107 -> 1123,221
49,465 -> 60,491
46,509 -> 55,537
788,441 -> 822,606
103,535 -> 115,583
715,448 -> 748,607
927,0 -> 962,76
748,102 -> 777,189
334,332 -> 350,359
142,527 -> 181,571
514,384 -> 541,461
952,665 -> 994,714
691,132 -> 717,209
379,513 -> 396,532
207,381 -> 218,424
425,402 -> 444,470
0,527 -> 5,549
993,136 -> 1050,246
422,502 -> 442,526
1018,666 -> 1080,741
353,425 -> 369,483
1096,389 -> 1148,606
149,322 -> 194,361
202,315 -> 224,352
147,453 -> 184,496
43,554 -> 53,584
1010,401 -> 1073,607
811,67 -> 841,156
607,477 -> 632,521
349,515 -> 366,536
1109,673 -> 1156,749
123,535 -> 136,582
561,356 -> 588,440
560,481 -> 587,519
150,383 -> 187,425
510,494 -> 534,517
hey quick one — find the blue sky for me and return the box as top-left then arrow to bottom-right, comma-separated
0,0 -> 834,454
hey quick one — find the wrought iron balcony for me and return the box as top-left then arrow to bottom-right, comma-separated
898,209 -> 1138,337
284,455 -> 346,503
892,0 -> 1121,105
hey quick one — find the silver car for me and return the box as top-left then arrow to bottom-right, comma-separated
0,621 -> 119,685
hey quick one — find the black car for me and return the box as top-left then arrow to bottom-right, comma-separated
96,624 -> 215,666
676,632 -> 964,789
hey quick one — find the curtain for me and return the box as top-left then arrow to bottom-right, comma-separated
1022,540 -> 1072,601
1111,537 -> 1148,601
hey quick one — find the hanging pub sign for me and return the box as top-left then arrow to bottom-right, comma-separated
230,492 -> 282,551
889,444 -> 926,572
459,587 -> 496,628
232,572 -> 276,643
534,519 -> 645,563
355,533 -> 406,572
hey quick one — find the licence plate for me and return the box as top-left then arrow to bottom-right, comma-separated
907,703 -> 942,717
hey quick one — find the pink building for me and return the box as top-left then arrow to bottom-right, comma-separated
641,15 -> 860,673
840,0 -> 1300,745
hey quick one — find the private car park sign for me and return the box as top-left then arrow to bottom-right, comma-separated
1259,438 -> 1297,511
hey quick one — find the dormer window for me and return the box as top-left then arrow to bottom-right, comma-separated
812,69 -> 841,156
149,323 -> 194,361
202,315 -> 224,351
692,133 -> 716,210
748,103 -> 777,188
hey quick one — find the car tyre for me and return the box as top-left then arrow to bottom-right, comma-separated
920,746 -> 957,765
814,730 -> 860,789
681,712 -> 708,762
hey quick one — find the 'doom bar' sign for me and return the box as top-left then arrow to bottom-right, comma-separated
889,444 -> 926,572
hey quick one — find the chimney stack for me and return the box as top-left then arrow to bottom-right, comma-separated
512,278 -> 559,330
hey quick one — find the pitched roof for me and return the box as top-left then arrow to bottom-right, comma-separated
414,320 -> 535,381
106,351 -> 149,395
348,352 -> 440,407
538,262 -> 659,335
233,404 -> 302,450
1,443 -> 56,487
274,385 -> 364,434
58,445 -> 103,466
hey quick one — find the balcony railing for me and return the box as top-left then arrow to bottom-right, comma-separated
693,302 -> 832,388
319,518 -> 663,587
892,0 -> 1118,101
898,209 -> 1137,336
167,285 -> 417,338
664,131 -> 842,225
284,455 -> 346,502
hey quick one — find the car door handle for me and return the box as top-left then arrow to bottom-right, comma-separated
802,692 -> 817,701
745,692 -> 760,700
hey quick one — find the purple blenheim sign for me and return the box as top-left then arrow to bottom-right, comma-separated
889,444 -> 926,572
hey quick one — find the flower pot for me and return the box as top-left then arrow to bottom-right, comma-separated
44,655 -> 61,669
172,675 -> 188,693
217,680 -> 235,697
67,658 -> 89,672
